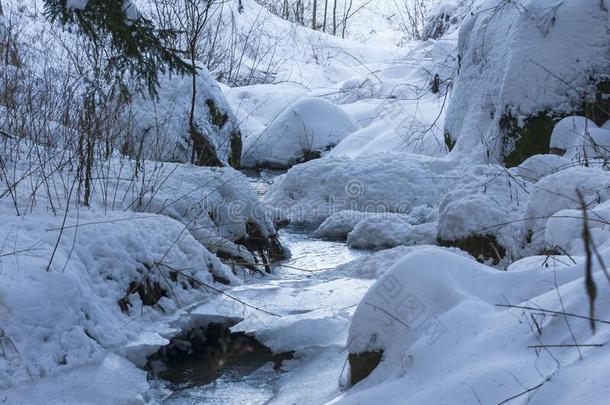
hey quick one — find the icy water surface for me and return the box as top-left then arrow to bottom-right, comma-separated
159,170 -> 364,404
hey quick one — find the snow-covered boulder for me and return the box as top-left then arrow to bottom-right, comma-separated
345,246 -> 597,399
445,0 -> 610,166
437,165 -> 530,264
567,127 -> 610,160
347,220 -> 437,250
242,97 -> 358,168
314,208 -> 437,249
524,166 -> 610,252
126,69 -> 242,167
514,154 -> 571,182
546,200 -> 610,255
266,153 -> 456,223
550,116 -> 598,154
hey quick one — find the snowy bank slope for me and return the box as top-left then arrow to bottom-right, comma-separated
340,246 -> 610,404
0,210 -> 231,390
0,137 -> 278,398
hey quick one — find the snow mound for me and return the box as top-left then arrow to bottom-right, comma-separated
445,0 -> 610,165
314,207 -> 436,240
242,97 -> 358,168
546,200 -> 610,255
266,153 -> 456,223
347,220 -> 437,250
524,166 -> 610,252
127,69 -> 242,167
437,165 -> 530,262
515,154 -> 572,182
343,246 -> 608,404
550,116 -> 598,153
568,127 -> 610,160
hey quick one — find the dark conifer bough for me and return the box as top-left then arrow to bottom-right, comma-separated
44,0 -> 193,97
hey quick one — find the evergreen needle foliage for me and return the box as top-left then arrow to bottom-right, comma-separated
44,0 -> 194,97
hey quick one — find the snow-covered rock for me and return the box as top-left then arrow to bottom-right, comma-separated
514,154 -> 571,182
314,208 -> 437,249
344,246 -> 608,403
242,97 -> 358,168
347,220 -> 437,250
437,165 -> 530,263
266,153 -> 455,223
445,0 -> 610,165
127,69 -> 242,167
546,200 -> 610,255
524,166 -> 610,252
550,116 -> 598,154
567,127 -> 610,161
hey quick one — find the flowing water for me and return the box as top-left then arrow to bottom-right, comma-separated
158,170 -> 364,404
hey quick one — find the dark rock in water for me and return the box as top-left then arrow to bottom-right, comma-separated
349,351 -> 383,386
148,322 -> 293,388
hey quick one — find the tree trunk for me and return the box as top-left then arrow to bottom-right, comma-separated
312,0 -> 317,30
323,0 -> 328,32
332,0 -> 338,35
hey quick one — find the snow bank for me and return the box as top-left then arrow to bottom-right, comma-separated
445,0 -> 610,165
0,210 -> 232,389
242,97 -> 358,168
0,138 -> 281,397
118,162 -> 278,265
127,68 -> 242,167
342,246 -> 609,404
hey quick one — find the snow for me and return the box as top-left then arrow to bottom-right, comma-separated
546,200 -> 610,255
341,246 -> 610,404
347,220 -> 437,249
66,0 -> 88,10
515,154 -> 572,182
3,353 -> 148,405
445,0 -> 610,164
5,0 -> 610,402
523,166 -> 610,252
242,97 -> 358,168
314,209 -> 438,249
0,210 -> 229,389
266,153 -> 456,223
127,69 -> 241,166
550,116 -> 598,152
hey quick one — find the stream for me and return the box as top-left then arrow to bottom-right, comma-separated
158,170 -> 365,404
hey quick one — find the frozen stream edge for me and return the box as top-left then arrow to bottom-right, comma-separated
152,171 -> 370,404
